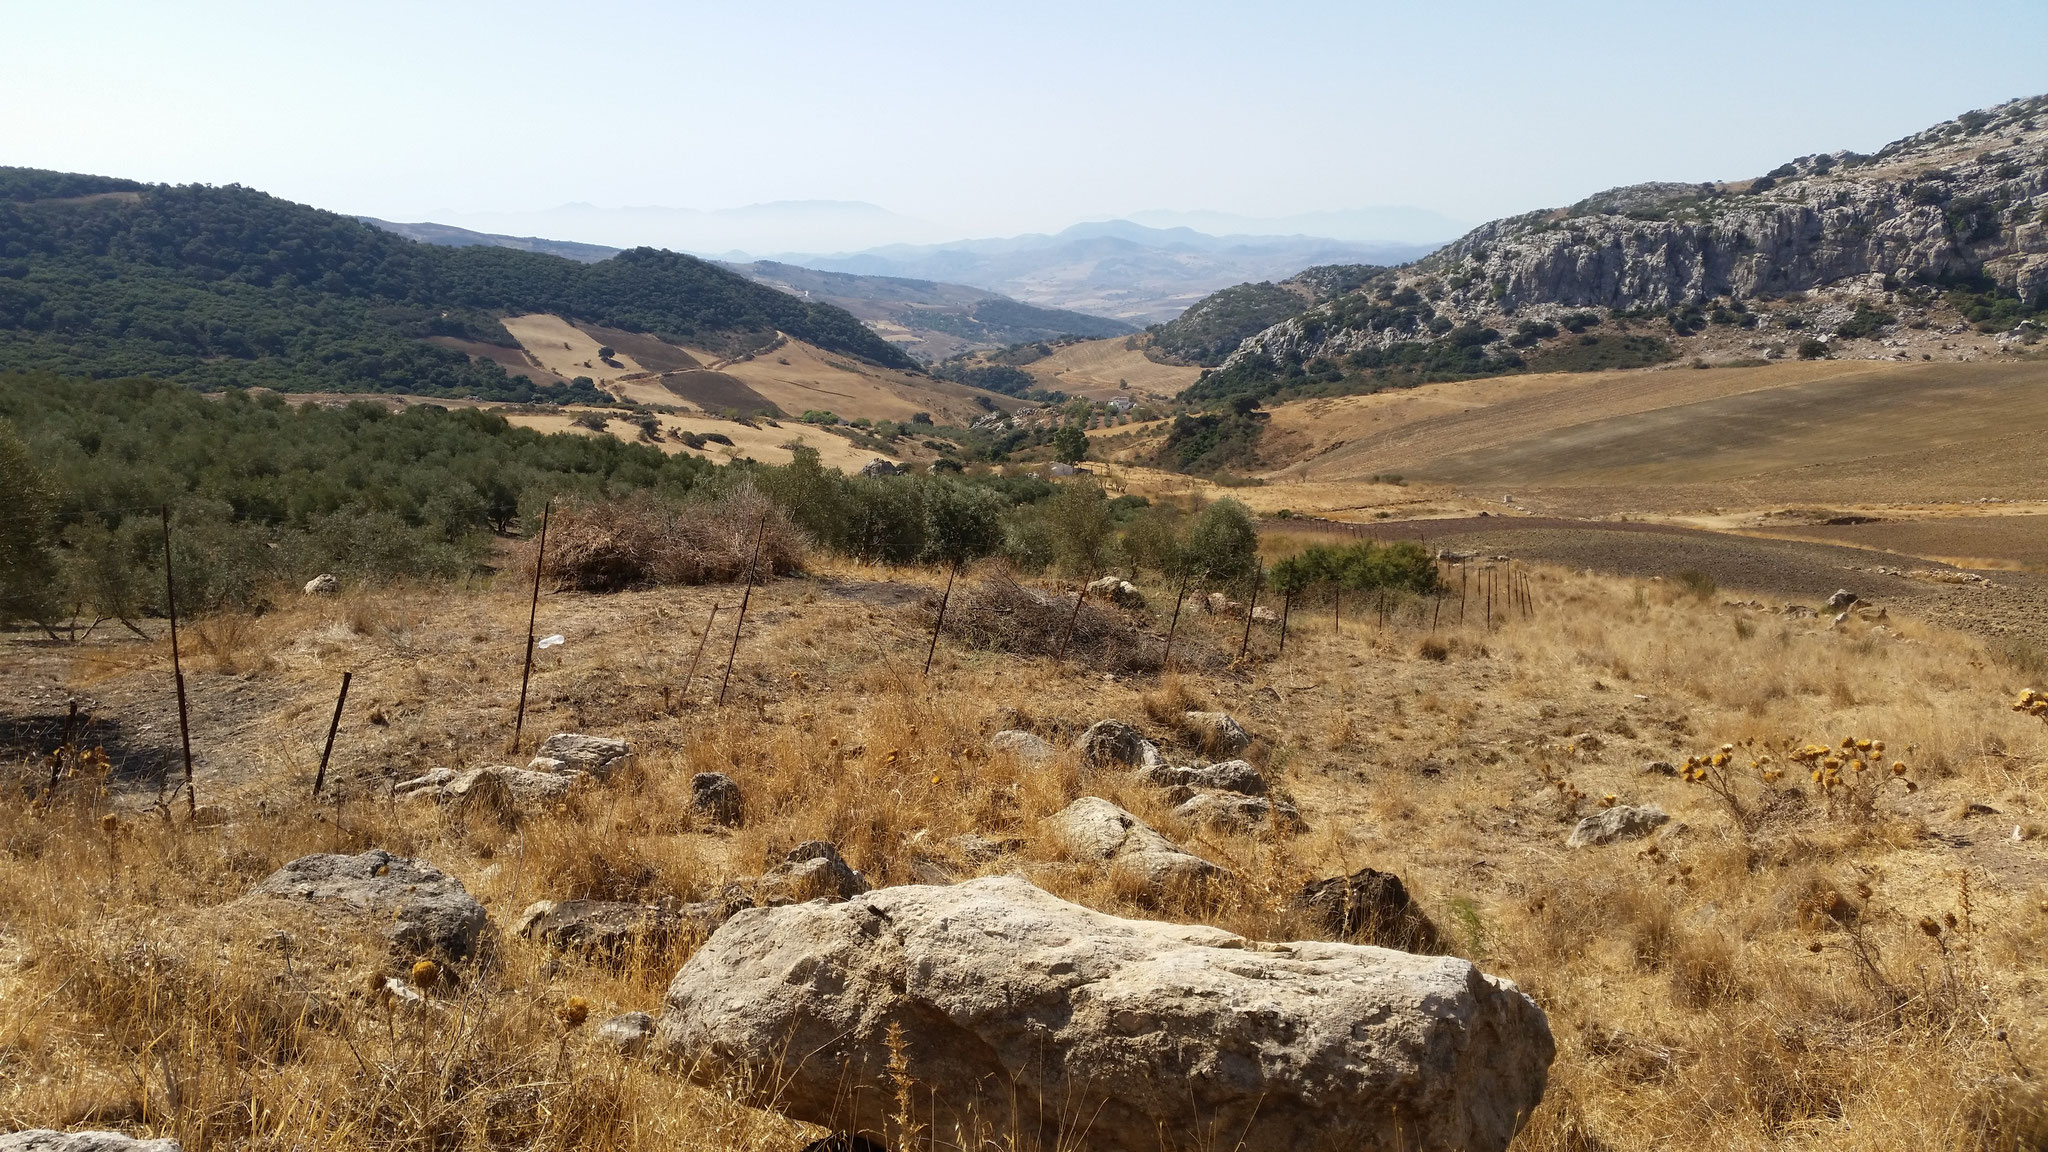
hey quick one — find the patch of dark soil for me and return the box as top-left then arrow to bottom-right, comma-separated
816,578 -> 928,608
661,370 -> 775,414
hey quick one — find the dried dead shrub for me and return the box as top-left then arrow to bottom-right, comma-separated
536,487 -> 805,592
938,568 -> 1222,674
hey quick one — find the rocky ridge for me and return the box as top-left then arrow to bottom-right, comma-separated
1210,95 -> 2048,384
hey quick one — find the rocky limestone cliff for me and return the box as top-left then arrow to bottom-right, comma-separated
1216,95 -> 2048,380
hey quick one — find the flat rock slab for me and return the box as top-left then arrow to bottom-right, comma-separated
1139,758 -> 1268,796
244,849 -> 490,960
534,733 -> 630,779
657,876 -> 1552,1152
1172,789 -> 1304,834
514,898 -> 740,959
0,1134 -> 180,1152
1045,797 -> 1219,887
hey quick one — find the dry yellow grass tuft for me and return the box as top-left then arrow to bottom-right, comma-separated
2,558 -> 2045,1149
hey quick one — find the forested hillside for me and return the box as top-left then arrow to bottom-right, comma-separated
0,168 -> 913,402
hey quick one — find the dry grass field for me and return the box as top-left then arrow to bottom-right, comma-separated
1747,514 -> 2048,574
4,548 -> 2048,1150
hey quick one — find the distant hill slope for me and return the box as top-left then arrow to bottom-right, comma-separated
726,260 -> 1136,360
0,167 -> 912,402
1183,95 -> 2048,405
782,221 -> 1440,325
361,218 -> 622,263
1149,264 -> 1382,366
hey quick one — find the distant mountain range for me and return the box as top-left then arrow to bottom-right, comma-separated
776,221 -> 1442,324
722,261 -> 1135,361
359,216 -> 1447,346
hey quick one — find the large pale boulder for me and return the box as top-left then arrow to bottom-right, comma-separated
1045,797 -> 1220,887
243,849 -> 490,960
656,876 -> 1552,1152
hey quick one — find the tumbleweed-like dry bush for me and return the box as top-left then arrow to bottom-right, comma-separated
2,557 -> 2045,1150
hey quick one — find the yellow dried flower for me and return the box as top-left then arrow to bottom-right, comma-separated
559,996 -> 589,1028
410,960 -> 441,990
1891,762 -> 1907,776
1917,916 -> 1942,937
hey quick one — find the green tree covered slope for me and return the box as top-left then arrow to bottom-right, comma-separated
0,168 -> 914,402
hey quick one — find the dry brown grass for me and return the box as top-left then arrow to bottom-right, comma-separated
2,557 -> 2046,1149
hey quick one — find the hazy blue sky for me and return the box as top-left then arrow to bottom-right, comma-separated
9,0 -> 2048,246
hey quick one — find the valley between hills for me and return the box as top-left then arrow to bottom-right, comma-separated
5,91 -> 2048,1152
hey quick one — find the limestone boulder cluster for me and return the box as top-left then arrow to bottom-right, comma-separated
655,876 -> 1553,1152
394,732 -> 630,815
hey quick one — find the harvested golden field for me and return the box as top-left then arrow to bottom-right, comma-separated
1260,359 -> 2048,515
708,338 -> 1001,427
4,555 -> 2047,1150
1017,337 -> 1203,401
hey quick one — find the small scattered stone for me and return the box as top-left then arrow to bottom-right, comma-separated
1045,797 -> 1221,888
1172,791 -> 1305,834
1827,589 -> 1859,610
302,574 -> 339,596
1074,720 -> 1165,770
595,1011 -> 656,1056
1566,805 -> 1670,848
951,832 -> 1022,863
534,733 -> 631,779
1642,761 -> 1677,777
1182,711 -> 1252,756
1298,867 -> 1442,953
690,773 -> 745,827
759,842 -> 870,904
990,729 -> 1055,767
